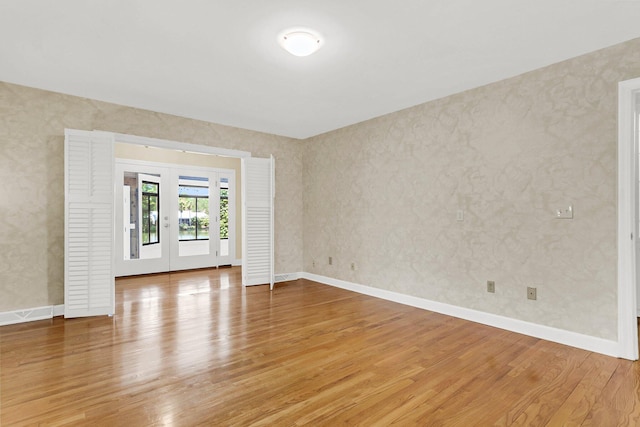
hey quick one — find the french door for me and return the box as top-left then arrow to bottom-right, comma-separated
114,160 -> 235,276
170,168 -> 235,271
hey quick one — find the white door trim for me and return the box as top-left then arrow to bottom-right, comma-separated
115,158 -> 237,275
618,77 -> 640,360
111,132 -> 252,158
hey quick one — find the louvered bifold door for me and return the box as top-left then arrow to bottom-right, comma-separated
64,129 -> 115,318
242,156 -> 274,288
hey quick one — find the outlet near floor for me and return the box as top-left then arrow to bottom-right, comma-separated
487,281 -> 495,293
527,287 -> 537,300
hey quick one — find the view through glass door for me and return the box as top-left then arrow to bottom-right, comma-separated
116,165 -> 171,276
218,175 -> 233,266
170,171 -> 217,271
115,160 -> 236,276
138,173 -> 162,260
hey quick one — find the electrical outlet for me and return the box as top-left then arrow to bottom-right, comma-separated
312,260 -> 316,268
487,280 -> 495,293
329,256 -> 333,265
527,287 -> 537,300
556,205 -> 573,219
351,262 -> 356,271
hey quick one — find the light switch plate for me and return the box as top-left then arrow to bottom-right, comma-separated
556,205 -> 573,219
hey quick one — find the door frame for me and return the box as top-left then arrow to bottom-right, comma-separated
113,143 -> 245,276
170,166 -> 237,271
617,77 -> 640,360
114,161 -> 173,276
113,132 -> 251,159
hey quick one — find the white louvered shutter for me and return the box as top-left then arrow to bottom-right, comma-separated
242,156 -> 274,288
64,129 -> 115,317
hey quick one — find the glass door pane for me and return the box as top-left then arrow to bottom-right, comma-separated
178,176 -> 210,257
137,173 -> 162,260
141,181 -> 159,245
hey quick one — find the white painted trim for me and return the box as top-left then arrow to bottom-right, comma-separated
274,272 -> 302,283
618,77 -> 640,360
115,157 -> 235,174
0,306 -> 53,326
53,305 -> 65,317
270,155 -> 275,291
302,272 -> 620,358
232,259 -> 242,267
111,131 -> 252,158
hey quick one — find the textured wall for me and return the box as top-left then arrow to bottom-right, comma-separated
0,83 -> 303,312
2,38 -> 640,342
304,38 -> 640,340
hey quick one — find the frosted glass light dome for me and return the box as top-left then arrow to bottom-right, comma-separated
279,30 -> 322,57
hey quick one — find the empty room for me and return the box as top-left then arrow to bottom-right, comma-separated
2,1 -> 640,425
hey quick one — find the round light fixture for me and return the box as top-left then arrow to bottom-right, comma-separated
279,29 -> 322,57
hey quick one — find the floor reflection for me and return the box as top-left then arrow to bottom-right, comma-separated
115,267 -> 243,384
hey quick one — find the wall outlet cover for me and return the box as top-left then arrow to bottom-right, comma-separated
487,281 -> 495,293
556,205 -> 573,219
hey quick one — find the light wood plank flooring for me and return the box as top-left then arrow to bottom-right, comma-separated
1,267 -> 640,426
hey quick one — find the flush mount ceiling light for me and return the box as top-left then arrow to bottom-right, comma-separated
279,29 -> 323,57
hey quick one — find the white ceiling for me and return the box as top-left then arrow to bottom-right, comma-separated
1,1 -> 639,139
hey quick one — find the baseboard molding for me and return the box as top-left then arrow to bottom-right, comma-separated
53,304 -> 65,317
232,259 -> 242,267
0,304 -> 64,326
274,272 -> 302,283
4,275 -> 621,358
301,272 -> 621,358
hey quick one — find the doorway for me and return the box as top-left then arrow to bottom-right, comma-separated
114,157 -> 237,276
64,128 -> 274,319
618,77 -> 640,360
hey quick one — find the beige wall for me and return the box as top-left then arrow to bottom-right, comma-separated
0,83 -> 303,312
303,37 -> 640,341
114,143 -> 243,260
2,37 -> 640,344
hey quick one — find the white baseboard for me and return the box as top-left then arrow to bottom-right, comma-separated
232,259 -> 242,267
53,304 -> 65,317
0,304 -> 64,326
301,272 -> 621,358
274,272 -> 302,283
4,275 -> 622,358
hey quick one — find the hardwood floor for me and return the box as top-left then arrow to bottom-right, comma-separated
2,267 -> 640,426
